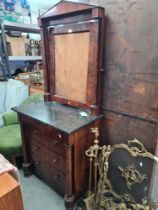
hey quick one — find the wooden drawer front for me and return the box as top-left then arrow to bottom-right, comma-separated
51,137 -> 65,154
51,168 -> 65,186
32,155 -> 66,195
31,155 -> 44,178
30,130 -> 65,156
30,129 -> 66,155
26,119 -> 67,154
51,151 -> 66,173
29,129 -> 50,148
30,140 -> 50,164
49,168 -> 66,195
51,129 -> 66,154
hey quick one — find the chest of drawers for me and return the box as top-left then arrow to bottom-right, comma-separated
13,102 -> 102,210
25,117 -> 67,195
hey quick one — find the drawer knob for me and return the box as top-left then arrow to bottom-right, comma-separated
34,147 -> 39,151
53,158 -> 58,164
32,130 -> 41,141
54,140 -> 58,146
54,174 -> 60,179
35,161 -> 40,166
58,134 -> 62,139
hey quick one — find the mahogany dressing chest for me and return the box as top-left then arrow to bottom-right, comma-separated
13,1 -> 105,209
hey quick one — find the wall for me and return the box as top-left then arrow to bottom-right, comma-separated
83,0 -> 158,153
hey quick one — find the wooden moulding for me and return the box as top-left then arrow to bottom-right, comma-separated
39,1 -> 105,114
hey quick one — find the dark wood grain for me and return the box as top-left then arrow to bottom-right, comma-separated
102,111 -> 157,153
95,0 -> 158,156
40,2 -> 105,115
40,29 -> 50,100
17,112 -> 101,209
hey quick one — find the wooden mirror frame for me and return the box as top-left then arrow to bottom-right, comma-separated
39,1 -> 105,114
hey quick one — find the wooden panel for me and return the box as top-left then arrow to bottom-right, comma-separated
41,5 -> 104,113
102,111 -> 157,153
103,72 -> 158,121
30,140 -> 50,163
30,137 -> 66,172
98,0 -> 158,154
22,116 -> 67,152
6,35 -> 26,56
0,173 -> 24,210
50,151 -> 66,173
55,32 -> 89,103
72,120 -> 100,197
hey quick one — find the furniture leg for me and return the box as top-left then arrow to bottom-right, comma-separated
23,162 -> 32,176
19,123 -> 32,176
11,155 -> 17,166
64,144 -> 75,210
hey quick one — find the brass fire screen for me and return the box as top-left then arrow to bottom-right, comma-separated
84,128 -> 158,210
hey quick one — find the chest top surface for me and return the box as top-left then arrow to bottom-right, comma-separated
39,0 -> 105,114
13,102 -> 102,134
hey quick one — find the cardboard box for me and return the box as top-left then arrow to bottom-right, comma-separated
6,35 -> 26,56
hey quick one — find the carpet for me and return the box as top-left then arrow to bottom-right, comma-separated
19,170 -> 65,210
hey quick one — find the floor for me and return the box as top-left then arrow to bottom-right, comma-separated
19,170 -> 65,210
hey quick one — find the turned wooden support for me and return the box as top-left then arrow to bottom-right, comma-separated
64,144 -> 75,210
19,120 -> 33,176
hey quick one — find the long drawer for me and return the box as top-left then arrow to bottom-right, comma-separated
31,154 -> 66,195
30,139 -> 50,163
51,150 -> 66,173
30,139 -> 66,173
26,118 -> 67,155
